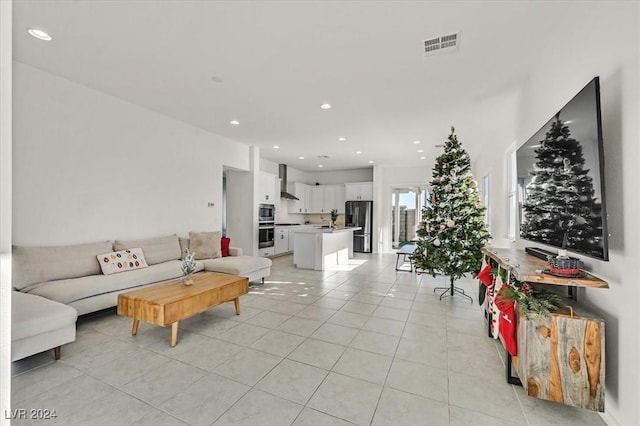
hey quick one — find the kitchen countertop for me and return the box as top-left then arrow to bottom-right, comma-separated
291,226 -> 361,234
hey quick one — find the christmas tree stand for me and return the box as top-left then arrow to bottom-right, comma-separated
434,276 -> 473,303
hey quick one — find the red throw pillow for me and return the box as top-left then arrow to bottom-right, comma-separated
221,237 -> 231,257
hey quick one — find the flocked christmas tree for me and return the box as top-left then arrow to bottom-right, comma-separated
412,128 -> 490,301
520,113 -> 603,258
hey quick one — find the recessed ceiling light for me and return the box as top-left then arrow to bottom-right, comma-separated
273,145 -> 280,149
413,140 -> 421,145
318,164 -> 324,168
320,103 -> 332,110
417,149 -> 424,153
356,151 -> 362,155
338,137 -> 346,141
420,156 -> 426,160
229,120 -> 240,125
299,156 -> 305,160
27,28 -> 52,41
368,160 -> 374,164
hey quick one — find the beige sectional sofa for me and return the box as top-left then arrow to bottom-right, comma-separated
13,234 -> 271,316
11,233 -> 271,360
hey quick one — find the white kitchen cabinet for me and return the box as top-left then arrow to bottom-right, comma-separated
334,185 -> 346,213
258,247 -> 274,257
321,186 -> 334,213
289,182 -> 351,213
323,185 -> 345,213
309,185 -> 346,213
305,185 -> 313,213
345,182 -> 373,201
309,186 -> 325,213
274,177 -> 282,212
274,228 -> 290,254
289,182 -> 309,213
259,172 -> 277,203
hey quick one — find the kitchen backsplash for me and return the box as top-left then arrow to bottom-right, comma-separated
304,213 -> 345,226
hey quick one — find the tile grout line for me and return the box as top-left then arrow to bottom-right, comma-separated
368,271 -> 420,425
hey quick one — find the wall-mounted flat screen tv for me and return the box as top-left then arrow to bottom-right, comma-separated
517,77 -> 609,260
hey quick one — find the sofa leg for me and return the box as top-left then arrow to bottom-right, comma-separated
250,278 -> 265,287
53,346 -> 61,361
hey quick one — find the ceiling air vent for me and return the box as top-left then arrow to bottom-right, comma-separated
424,32 -> 460,57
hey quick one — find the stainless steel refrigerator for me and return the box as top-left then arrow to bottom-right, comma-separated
345,201 -> 373,253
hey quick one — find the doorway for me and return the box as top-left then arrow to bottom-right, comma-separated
391,186 -> 428,249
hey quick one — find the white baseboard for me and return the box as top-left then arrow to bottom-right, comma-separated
599,410 -> 620,426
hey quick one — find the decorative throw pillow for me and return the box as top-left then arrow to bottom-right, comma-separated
97,248 -> 148,275
189,231 -> 221,259
221,237 -> 231,257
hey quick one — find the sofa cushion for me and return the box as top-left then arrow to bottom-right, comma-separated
201,256 -> 272,276
97,248 -> 148,275
189,231 -> 221,260
229,247 -> 243,256
22,260 -> 204,305
179,238 -> 190,259
12,241 -> 114,290
114,235 -> 181,265
12,291 -> 78,341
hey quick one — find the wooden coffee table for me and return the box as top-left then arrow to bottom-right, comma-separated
117,272 -> 249,347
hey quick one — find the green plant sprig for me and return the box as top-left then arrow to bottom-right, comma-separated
182,249 -> 197,276
491,267 -> 564,320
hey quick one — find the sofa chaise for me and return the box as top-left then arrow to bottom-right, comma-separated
11,291 -> 78,362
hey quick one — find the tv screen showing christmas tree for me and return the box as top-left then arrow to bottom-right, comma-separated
517,77 -> 609,260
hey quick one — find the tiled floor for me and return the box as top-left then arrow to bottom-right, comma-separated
11,253 -> 607,426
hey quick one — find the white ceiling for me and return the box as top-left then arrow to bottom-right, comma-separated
11,1 -> 602,172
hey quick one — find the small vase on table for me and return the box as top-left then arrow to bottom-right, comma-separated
182,273 -> 194,286
181,249 -> 197,286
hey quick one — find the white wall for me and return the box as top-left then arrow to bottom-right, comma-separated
583,55 -> 640,426
0,1 -> 12,422
471,4 -> 639,425
225,147 -> 259,255
12,62 -> 250,246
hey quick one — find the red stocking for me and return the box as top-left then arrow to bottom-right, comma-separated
477,264 -> 493,286
495,291 -> 517,356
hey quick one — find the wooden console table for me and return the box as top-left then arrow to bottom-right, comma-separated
481,247 -> 607,412
482,247 -> 608,290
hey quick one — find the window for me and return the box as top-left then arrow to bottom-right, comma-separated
391,186 -> 428,249
506,145 -> 518,240
480,174 -> 490,232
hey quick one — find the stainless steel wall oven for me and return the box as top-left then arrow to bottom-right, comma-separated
259,203 -> 275,222
258,222 -> 275,248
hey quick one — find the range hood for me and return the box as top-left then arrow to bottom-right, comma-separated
279,164 -> 299,200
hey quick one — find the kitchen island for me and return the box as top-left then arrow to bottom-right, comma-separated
292,227 -> 361,271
